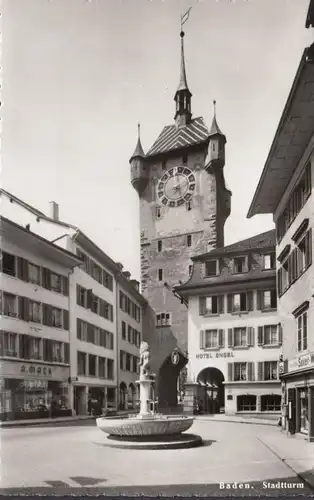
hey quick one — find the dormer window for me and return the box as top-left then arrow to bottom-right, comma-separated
263,253 -> 276,270
233,256 -> 248,274
205,260 -> 219,277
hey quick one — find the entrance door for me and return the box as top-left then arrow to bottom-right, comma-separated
300,388 -> 309,434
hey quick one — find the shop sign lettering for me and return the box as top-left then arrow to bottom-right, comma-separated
196,352 -> 235,360
288,352 -> 314,372
20,365 -> 53,376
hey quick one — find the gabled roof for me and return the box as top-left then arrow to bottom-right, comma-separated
0,188 -> 77,229
192,229 -> 276,261
146,116 -> 209,157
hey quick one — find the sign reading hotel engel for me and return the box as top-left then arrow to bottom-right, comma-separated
196,351 -> 235,360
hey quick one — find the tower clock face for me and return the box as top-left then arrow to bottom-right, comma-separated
157,166 -> 196,207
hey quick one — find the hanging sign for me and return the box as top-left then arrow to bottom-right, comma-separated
171,351 -> 180,365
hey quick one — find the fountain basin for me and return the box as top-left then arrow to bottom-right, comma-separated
96,415 -> 194,437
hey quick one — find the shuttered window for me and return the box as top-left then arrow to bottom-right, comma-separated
200,329 -> 224,349
228,327 -> 254,347
257,324 -> 281,346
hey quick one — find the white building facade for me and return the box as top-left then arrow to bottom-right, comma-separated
176,230 -> 282,419
248,43 -> 314,440
0,217 -> 82,421
0,189 -> 144,416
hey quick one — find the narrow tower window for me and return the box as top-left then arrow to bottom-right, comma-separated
157,240 -> 162,252
156,207 -> 161,219
158,269 -> 163,281
187,234 -> 192,247
183,155 -> 188,165
186,201 -> 192,211
189,265 -> 193,275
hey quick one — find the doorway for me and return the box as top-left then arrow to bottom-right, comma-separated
197,367 -> 225,414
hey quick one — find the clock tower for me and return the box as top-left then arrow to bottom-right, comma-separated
130,29 -> 231,410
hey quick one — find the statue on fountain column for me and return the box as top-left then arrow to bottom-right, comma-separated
139,341 -> 152,379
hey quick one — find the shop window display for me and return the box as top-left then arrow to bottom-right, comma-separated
300,388 -> 309,434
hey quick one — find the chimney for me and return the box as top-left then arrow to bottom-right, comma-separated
130,279 -> 140,292
122,271 -> 131,280
116,262 -> 124,272
49,201 -> 59,221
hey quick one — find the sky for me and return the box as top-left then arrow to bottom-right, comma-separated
2,0 -> 313,281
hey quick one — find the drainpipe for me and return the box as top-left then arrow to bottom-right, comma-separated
115,272 -> 120,413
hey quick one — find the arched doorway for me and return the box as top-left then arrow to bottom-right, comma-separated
197,367 -> 225,414
158,351 -> 187,410
119,382 -> 127,410
128,383 -> 136,409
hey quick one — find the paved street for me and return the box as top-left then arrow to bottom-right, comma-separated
0,420 -> 313,496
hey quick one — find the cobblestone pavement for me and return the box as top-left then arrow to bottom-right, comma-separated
0,420 -> 313,496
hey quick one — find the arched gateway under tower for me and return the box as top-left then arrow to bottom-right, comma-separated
130,26 -> 231,411
197,367 -> 225,414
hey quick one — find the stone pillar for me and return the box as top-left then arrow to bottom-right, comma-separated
183,382 -> 199,415
308,386 -> 314,442
295,388 -> 301,433
256,394 -> 261,413
139,379 -> 154,416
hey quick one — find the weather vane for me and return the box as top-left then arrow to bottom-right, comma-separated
180,7 -> 192,33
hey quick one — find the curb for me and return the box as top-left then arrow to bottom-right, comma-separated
195,416 -> 277,426
0,416 -> 96,428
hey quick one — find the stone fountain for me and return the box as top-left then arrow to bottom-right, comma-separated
96,342 -> 203,449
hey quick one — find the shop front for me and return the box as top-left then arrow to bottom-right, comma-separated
282,351 -> 314,441
0,360 -> 71,421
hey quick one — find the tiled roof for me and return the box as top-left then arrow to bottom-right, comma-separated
192,229 -> 276,261
146,117 -> 209,157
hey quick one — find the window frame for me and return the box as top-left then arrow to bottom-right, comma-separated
204,259 -> 219,277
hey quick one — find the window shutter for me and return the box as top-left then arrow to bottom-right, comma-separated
110,305 -> 114,322
244,256 -> 249,272
256,291 -> 262,310
308,228 -> 312,267
76,285 -> 81,305
42,304 -> 48,326
45,305 -> 52,327
18,297 -> 29,322
19,334 -> 24,358
227,294 -> 233,313
17,258 -> 28,282
60,276 -> 68,296
199,297 -> 205,315
227,363 -> 233,382
257,362 -> 264,381
218,295 -> 224,314
200,330 -> 205,349
87,289 -> 93,310
64,343 -> 69,364
277,269 -> 282,297
218,329 -> 224,348
228,328 -> 233,347
257,326 -> 264,346
63,310 -> 69,330
278,324 -> 283,345
247,327 -> 254,346
247,362 -> 254,381
247,291 -> 253,311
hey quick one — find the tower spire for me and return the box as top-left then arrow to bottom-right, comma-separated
174,9 -> 192,127
209,100 -> 224,137
130,121 -> 145,160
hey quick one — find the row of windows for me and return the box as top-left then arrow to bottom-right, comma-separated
204,252 -> 276,278
0,331 -> 69,364
200,325 -> 282,349
236,394 -> 281,412
276,163 -> 311,243
277,228 -> 312,297
76,318 -> 114,350
121,321 -> 141,347
76,248 -> 113,291
199,290 -> 277,316
119,291 -> 141,323
156,312 -> 171,327
76,285 -> 114,322
120,350 -> 140,374
227,361 -> 280,382
155,200 -> 193,219
1,252 -> 69,295
77,351 -> 114,379
1,292 -> 69,330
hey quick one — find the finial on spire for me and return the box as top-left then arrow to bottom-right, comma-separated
213,100 -> 216,117
137,122 -> 141,138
